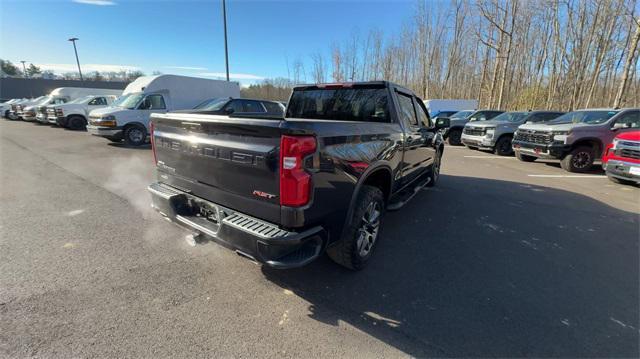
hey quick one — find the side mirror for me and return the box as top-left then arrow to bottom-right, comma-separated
435,117 -> 450,130
611,122 -> 627,130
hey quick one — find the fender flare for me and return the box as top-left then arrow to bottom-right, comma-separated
338,162 -> 394,241
571,137 -> 604,156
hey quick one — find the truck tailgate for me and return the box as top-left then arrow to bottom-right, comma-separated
151,113 -> 285,224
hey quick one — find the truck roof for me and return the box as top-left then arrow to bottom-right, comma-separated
293,81 -> 416,95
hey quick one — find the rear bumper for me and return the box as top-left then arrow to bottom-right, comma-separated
461,133 -> 494,149
603,159 -> 640,184
87,124 -> 123,137
148,182 -> 325,269
512,140 -> 569,159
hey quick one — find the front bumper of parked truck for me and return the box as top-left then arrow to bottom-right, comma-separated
461,133 -> 495,149
512,140 -> 569,159
86,124 -> 123,137
148,182 -> 325,269
603,159 -> 640,184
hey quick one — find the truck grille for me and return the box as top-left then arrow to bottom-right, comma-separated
618,149 -> 640,160
514,130 -> 553,144
464,127 -> 485,136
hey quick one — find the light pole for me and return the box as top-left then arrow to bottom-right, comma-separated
68,37 -> 83,81
20,61 -> 27,77
222,0 -> 229,81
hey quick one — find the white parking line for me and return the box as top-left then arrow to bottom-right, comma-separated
527,174 -> 606,178
463,155 -> 514,159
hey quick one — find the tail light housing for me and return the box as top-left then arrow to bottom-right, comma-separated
279,135 -> 316,207
150,120 -> 157,164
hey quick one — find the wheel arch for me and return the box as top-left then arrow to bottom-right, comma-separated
571,137 -> 604,157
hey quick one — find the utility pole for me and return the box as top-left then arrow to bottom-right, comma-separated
20,61 -> 27,77
222,0 -> 230,81
68,37 -> 84,81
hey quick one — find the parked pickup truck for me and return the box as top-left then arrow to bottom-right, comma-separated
461,111 -> 564,155
44,94 -> 119,129
446,109 -> 504,145
602,130 -> 640,185
148,81 -> 449,270
512,108 -> 639,172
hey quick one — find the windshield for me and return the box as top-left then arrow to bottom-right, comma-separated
286,87 -> 390,123
111,94 -> 130,107
34,96 -> 52,105
194,98 -> 229,110
68,96 -> 93,104
550,110 -> 618,125
115,93 -> 144,109
450,110 -> 474,119
492,112 -> 527,123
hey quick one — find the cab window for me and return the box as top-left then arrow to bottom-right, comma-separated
138,94 -> 166,110
88,97 -> 107,106
413,97 -> 431,127
613,111 -> 640,128
397,93 -> 418,128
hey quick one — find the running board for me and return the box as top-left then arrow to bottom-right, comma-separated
386,177 -> 431,211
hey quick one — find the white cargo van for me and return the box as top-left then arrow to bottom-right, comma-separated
424,99 -> 478,118
87,75 -> 240,146
22,87 -> 123,122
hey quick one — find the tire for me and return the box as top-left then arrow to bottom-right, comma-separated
447,128 -> 462,146
516,152 -> 536,162
327,185 -> 385,270
494,136 -> 514,156
67,115 -> 87,131
426,148 -> 442,187
123,125 -> 147,147
560,146 -> 594,173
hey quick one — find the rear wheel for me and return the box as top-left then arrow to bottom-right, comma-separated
447,128 -> 462,146
516,152 -> 536,162
560,146 -> 594,173
327,185 -> 384,270
494,135 -> 514,156
67,115 -> 86,131
124,125 -> 147,146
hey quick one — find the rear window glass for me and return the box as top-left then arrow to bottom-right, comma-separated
286,87 -> 390,123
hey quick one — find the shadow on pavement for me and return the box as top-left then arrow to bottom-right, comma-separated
107,143 -> 151,150
263,174 -> 639,357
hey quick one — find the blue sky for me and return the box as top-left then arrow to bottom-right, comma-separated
1,0 -> 418,84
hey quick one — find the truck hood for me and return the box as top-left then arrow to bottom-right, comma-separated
615,131 -> 640,141
89,106 -> 126,117
466,119 -> 518,129
517,122 -> 585,132
55,103 -> 85,111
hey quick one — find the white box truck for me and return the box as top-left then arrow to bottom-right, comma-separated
424,99 -> 478,118
87,75 -> 240,146
22,87 -> 123,122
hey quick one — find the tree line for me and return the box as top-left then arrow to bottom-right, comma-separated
1,59 -> 148,82
246,0 -> 640,110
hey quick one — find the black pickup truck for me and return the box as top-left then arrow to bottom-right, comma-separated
148,81 -> 449,270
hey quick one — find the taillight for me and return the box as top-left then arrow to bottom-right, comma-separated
150,120 -> 157,164
279,135 -> 316,207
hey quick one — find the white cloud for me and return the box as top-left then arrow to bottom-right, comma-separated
72,0 -> 116,5
199,72 -> 265,80
164,66 -> 208,71
34,63 -> 139,74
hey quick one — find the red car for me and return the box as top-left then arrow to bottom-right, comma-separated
602,131 -> 640,185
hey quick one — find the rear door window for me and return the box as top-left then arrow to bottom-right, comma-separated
263,101 -> 284,115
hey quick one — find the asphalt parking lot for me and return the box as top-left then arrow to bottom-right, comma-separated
1,119 -> 638,357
